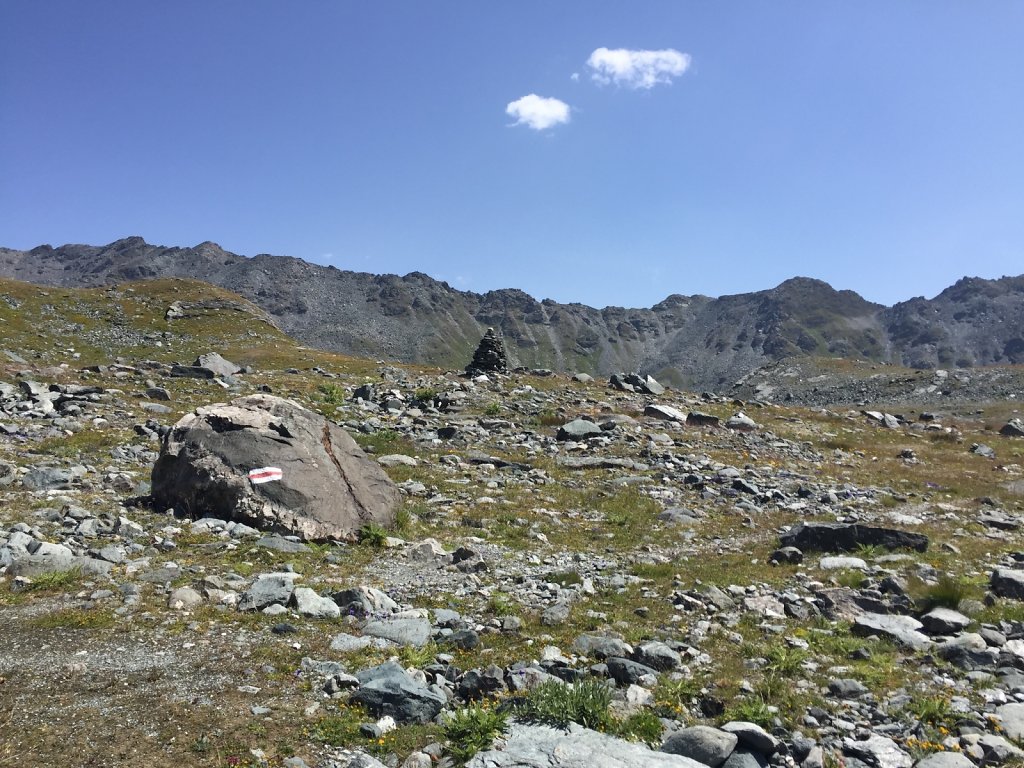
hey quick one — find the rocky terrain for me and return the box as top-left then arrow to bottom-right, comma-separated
3,275 -> 1024,768
3,237 -> 1024,390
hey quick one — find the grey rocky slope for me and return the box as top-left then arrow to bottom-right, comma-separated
4,237 -> 1024,390
4,310 -> 1024,768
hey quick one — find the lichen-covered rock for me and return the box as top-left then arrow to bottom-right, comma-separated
151,394 -> 400,540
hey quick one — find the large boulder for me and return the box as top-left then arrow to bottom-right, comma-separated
151,394 -> 400,541
779,522 -> 928,553
351,661 -> 447,724
466,722 -> 707,768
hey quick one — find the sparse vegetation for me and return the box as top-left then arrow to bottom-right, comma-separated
444,703 -> 509,766
2,273 -> 1024,767
512,678 -> 613,731
357,522 -> 389,547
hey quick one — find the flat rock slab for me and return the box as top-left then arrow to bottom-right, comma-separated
912,753 -> 976,768
842,735 -> 911,768
362,617 -> 432,647
780,522 -> 928,553
996,702 -> 1024,741
645,404 -> 687,423
151,393 -> 400,541
466,722 -> 708,768
8,553 -> 112,579
852,612 -> 932,650
556,419 -> 603,441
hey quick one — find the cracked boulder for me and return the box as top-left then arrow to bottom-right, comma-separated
151,394 -> 400,540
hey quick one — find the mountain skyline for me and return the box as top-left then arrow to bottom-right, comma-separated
4,236 -> 1023,391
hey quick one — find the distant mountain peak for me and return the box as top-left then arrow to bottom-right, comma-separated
1,238 -> 1022,387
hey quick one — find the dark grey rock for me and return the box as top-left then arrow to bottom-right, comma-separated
780,522 -> 928,553
1000,418 -> 1024,437
445,629 -> 480,650
828,678 -> 869,698
333,586 -> 399,617
633,641 -> 682,671
22,467 -> 73,490
572,634 -> 632,660
556,419 -> 603,441
686,411 -> 721,427
919,607 -> 972,635
991,568 -> 1024,600
606,657 -> 658,686
351,661 -> 446,724
661,726 -> 738,767
238,573 -> 295,612
457,665 -> 505,701
770,546 -> 804,565
722,749 -> 768,768
720,722 -> 779,755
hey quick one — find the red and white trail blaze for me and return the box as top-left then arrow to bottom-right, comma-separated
247,466 -> 283,484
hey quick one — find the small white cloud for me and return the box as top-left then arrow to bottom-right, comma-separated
587,47 -> 691,89
570,72 -> 580,82
506,94 -> 571,131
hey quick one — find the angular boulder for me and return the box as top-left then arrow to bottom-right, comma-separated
1001,418 -> 1024,437
779,522 -> 928,553
151,394 -> 400,541
352,661 -> 447,724
991,568 -> 1024,600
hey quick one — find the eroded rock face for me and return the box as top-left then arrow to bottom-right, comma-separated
151,394 -> 399,540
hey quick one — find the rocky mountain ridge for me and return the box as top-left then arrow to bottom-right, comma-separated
3,237 -> 1024,390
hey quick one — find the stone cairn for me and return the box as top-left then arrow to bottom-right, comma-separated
466,328 -> 508,375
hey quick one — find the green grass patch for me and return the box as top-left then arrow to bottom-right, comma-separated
27,607 -> 118,630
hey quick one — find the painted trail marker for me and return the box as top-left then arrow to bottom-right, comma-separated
248,466 -> 283,484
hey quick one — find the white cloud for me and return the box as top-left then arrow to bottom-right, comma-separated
570,72 -> 580,82
587,47 -> 691,89
506,94 -> 571,131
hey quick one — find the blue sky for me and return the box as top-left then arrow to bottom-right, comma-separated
2,3 -> 1022,308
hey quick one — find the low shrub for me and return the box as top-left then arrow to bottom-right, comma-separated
512,678 -> 612,731
444,703 -> 509,766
